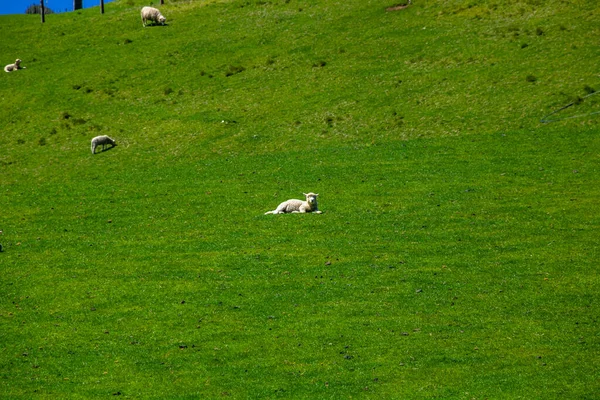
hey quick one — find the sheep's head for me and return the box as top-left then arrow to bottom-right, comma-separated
159,15 -> 166,24
15,59 -> 21,65
303,192 -> 319,208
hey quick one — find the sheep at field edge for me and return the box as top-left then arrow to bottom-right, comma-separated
265,193 -> 323,214
4,59 -> 25,73
91,135 -> 117,154
141,6 -> 166,26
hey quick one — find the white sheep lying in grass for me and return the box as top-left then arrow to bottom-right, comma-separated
91,135 -> 117,154
141,6 -> 166,26
265,193 -> 323,214
4,59 -> 25,73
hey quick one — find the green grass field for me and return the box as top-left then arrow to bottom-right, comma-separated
1,0 -> 599,398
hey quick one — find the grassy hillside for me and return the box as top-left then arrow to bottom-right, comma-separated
1,0 -> 599,398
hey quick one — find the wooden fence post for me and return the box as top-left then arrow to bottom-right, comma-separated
40,0 -> 45,23
100,0 -> 105,14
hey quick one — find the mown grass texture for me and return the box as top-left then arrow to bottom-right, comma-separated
1,0 -> 599,398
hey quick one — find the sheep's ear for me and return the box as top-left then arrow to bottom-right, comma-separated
316,194 -> 319,196
303,193 -> 308,196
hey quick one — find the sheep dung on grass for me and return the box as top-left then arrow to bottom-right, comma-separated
4,59 -> 25,73
141,6 -> 166,27
265,193 -> 323,214
91,135 -> 117,154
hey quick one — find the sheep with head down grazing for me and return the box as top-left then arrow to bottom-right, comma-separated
265,193 -> 322,215
141,6 -> 166,26
91,135 -> 117,154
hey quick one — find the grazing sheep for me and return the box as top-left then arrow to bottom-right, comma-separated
265,192 -> 323,214
91,135 -> 117,154
141,6 -> 166,26
4,59 -> 25,73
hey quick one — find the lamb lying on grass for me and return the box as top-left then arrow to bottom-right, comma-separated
4,59 -> 25,73
91,135 -> 117,154
265,193 -> 323,214
141,6 -> 166,26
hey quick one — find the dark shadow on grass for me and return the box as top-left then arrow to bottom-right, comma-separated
386,2 -> 411,11
96,144 -> 117,154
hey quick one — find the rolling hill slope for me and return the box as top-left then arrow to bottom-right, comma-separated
1,0 -> 599,398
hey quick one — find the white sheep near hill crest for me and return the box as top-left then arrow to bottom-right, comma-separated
265,193 -> 323,214
91,135 -> 116,154
141,6 -> 166,26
